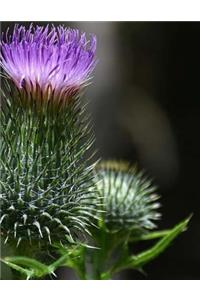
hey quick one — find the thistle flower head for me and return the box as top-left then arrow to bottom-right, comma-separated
95,161 -> 161,233
0,24 -> 99,248
0,24 -> 97,104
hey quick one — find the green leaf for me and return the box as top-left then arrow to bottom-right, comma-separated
111,216 -> 191,274
0,256 -> 49,279
0,259 -> 33,280
49,253 -> 72,272
0,247 -> 81,279
131,229 -> 172,242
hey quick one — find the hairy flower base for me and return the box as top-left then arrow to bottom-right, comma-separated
20,79 -> 80,107
5,78 -> 80,113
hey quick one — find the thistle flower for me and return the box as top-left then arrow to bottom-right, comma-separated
0,24 -> 98,249
0,24 -> 97,105
95,161 -> 161,233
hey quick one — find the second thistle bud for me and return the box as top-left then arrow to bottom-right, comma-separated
95,161 -> 161,233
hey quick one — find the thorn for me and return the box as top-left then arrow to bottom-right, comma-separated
22,214 -> 27,225
59,240 -> 64,248
4,234 -> 9,244
44,226 -> 51,244
14,222 -> 18,238
41,212 -> 52,220
65,234 -> 75,244
8,205 -> 15,211
29,204 -> 37,211
0,214 -> 7,225
51,271 -> 57,278
26,275 -> 31,280
27,228 -> 32,244
54,218 -> 62,225
60,224 -> 70,234
17,237 -> 22,247
33,221 -> 43,238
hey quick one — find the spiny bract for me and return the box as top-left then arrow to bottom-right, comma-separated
95,161 -> 161,233
0,86 -> 99,247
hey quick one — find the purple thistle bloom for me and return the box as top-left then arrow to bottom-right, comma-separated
0,24 -> 97,103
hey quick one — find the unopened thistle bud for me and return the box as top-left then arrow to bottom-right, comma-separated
95,161 -> 161,233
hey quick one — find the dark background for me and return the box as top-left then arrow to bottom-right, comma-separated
1,21 -> 200,279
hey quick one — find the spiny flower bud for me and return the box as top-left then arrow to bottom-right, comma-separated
95,161 -> 161,233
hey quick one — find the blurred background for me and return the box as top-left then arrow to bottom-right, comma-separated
1,21 -> 200,279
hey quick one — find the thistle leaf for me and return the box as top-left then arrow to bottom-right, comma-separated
111,216 -> 191,274
0,256 -> 49,278
0,260 -> 34,280
130,229 -> 173,242
0,252 -> 75,279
